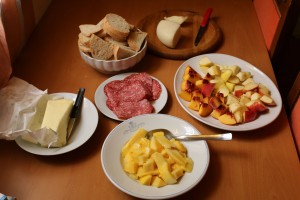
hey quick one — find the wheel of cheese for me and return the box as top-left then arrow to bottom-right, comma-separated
156,19 -> 181,48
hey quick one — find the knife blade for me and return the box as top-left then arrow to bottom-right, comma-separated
67,88 -> 85,139
194,8 -> 213,46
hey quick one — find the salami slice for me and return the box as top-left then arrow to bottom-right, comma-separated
112,99 -> 154,119
151,79 -> 162,100
104,72 -> 162,119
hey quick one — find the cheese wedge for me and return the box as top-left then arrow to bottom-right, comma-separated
156,19 -> 181,48
164,16 -> 188,25
41,99 -> 74,147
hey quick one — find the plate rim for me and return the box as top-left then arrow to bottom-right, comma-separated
174,53 -> 282,131
101,113 -> 210,199
94,72 -> 168,121
15,92 -> 99,155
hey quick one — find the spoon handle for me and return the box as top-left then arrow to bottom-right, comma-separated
176,133 -> 232,141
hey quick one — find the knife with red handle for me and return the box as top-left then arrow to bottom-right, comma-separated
194,8 -> 213,46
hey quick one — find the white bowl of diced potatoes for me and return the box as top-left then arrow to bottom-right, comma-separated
101,114 -> 210,199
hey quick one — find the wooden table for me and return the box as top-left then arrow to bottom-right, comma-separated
1,0 -> 299,199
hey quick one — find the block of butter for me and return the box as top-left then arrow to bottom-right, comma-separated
41,99 -> 74,147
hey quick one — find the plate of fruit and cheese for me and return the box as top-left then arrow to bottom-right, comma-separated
101,114 -> 209,199
174,53 -> 282,131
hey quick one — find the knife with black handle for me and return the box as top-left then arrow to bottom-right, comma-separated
67,88 -> 85,139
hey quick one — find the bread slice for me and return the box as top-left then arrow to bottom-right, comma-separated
127,31 -> 147,51
103,13 -> 130,42
113,45 -> 136,60
79,24 -> 102,37
78,40 -> 91,53
89,34 -> 114,60
78,33 -> 91,46
104,36 -> 128,47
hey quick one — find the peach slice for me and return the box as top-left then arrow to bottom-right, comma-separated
219,112 -> 237,125
199,103 -> 213,117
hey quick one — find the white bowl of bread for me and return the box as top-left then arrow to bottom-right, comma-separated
78,13 -> 147,74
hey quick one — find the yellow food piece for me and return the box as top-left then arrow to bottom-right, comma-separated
121,129 -> 193,188
41,99 -> 74,147
152,176 -> 167,188
139,174 -> 152,185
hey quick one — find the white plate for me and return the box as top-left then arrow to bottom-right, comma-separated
15,93 -> 98,155
174,53 -> 282,131
94,73 -> 168,121
101,114 -> 209,199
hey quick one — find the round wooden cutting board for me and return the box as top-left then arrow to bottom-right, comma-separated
137,10 -> 222,60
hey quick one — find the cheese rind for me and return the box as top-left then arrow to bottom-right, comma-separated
41,99 -> 73,147
156,20 -> 181,48
164,16 -> 188,25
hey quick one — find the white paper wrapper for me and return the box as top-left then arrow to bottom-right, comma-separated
0,77 -> 59,147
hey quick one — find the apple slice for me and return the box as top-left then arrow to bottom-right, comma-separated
234,110 -> 244,124
217,84 -> 230,97
244,82 -> 259,91
226,94 -> 240,105
228,65 -> 241,75
260,95 -> 276,106
199,57 -> 213,67
236,71 -> 251,82
207,65 -> 221,76
243,109 -> 258,123
229,102 -> 247,113
225,82 -> 235,92
220,69 -> 233,82
247,101 -> 269,113
227,76 -> 240,84
250,92 -> 262,101
239,95 -> 251,105
258,83 -> 270,96
242,77 -> 255,86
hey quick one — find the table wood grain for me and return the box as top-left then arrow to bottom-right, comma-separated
1,0 -> 299,199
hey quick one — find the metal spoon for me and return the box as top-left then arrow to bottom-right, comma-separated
147,128 -> 232,141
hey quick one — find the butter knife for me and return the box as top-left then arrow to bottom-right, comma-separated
67,88 -> 85,139
194,8 -> 213,46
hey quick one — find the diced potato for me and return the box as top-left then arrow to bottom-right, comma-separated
121,129 -> 193,188
122,128 -> 147,157
164,149 -> 187,166
152,176 -> 167,188
155,135 -> 173,149
171,139 -> 187,153
183,157 -> 194,172
152,152 -> 177,184
123,153 -> 138,174
143,158 -> 156,172
171,168 -> 184,179
150,136 -> 163,152
139,174 -> 152,185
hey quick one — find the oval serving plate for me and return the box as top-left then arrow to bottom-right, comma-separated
174,53 -> 282,131
101,114 -> 209,199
